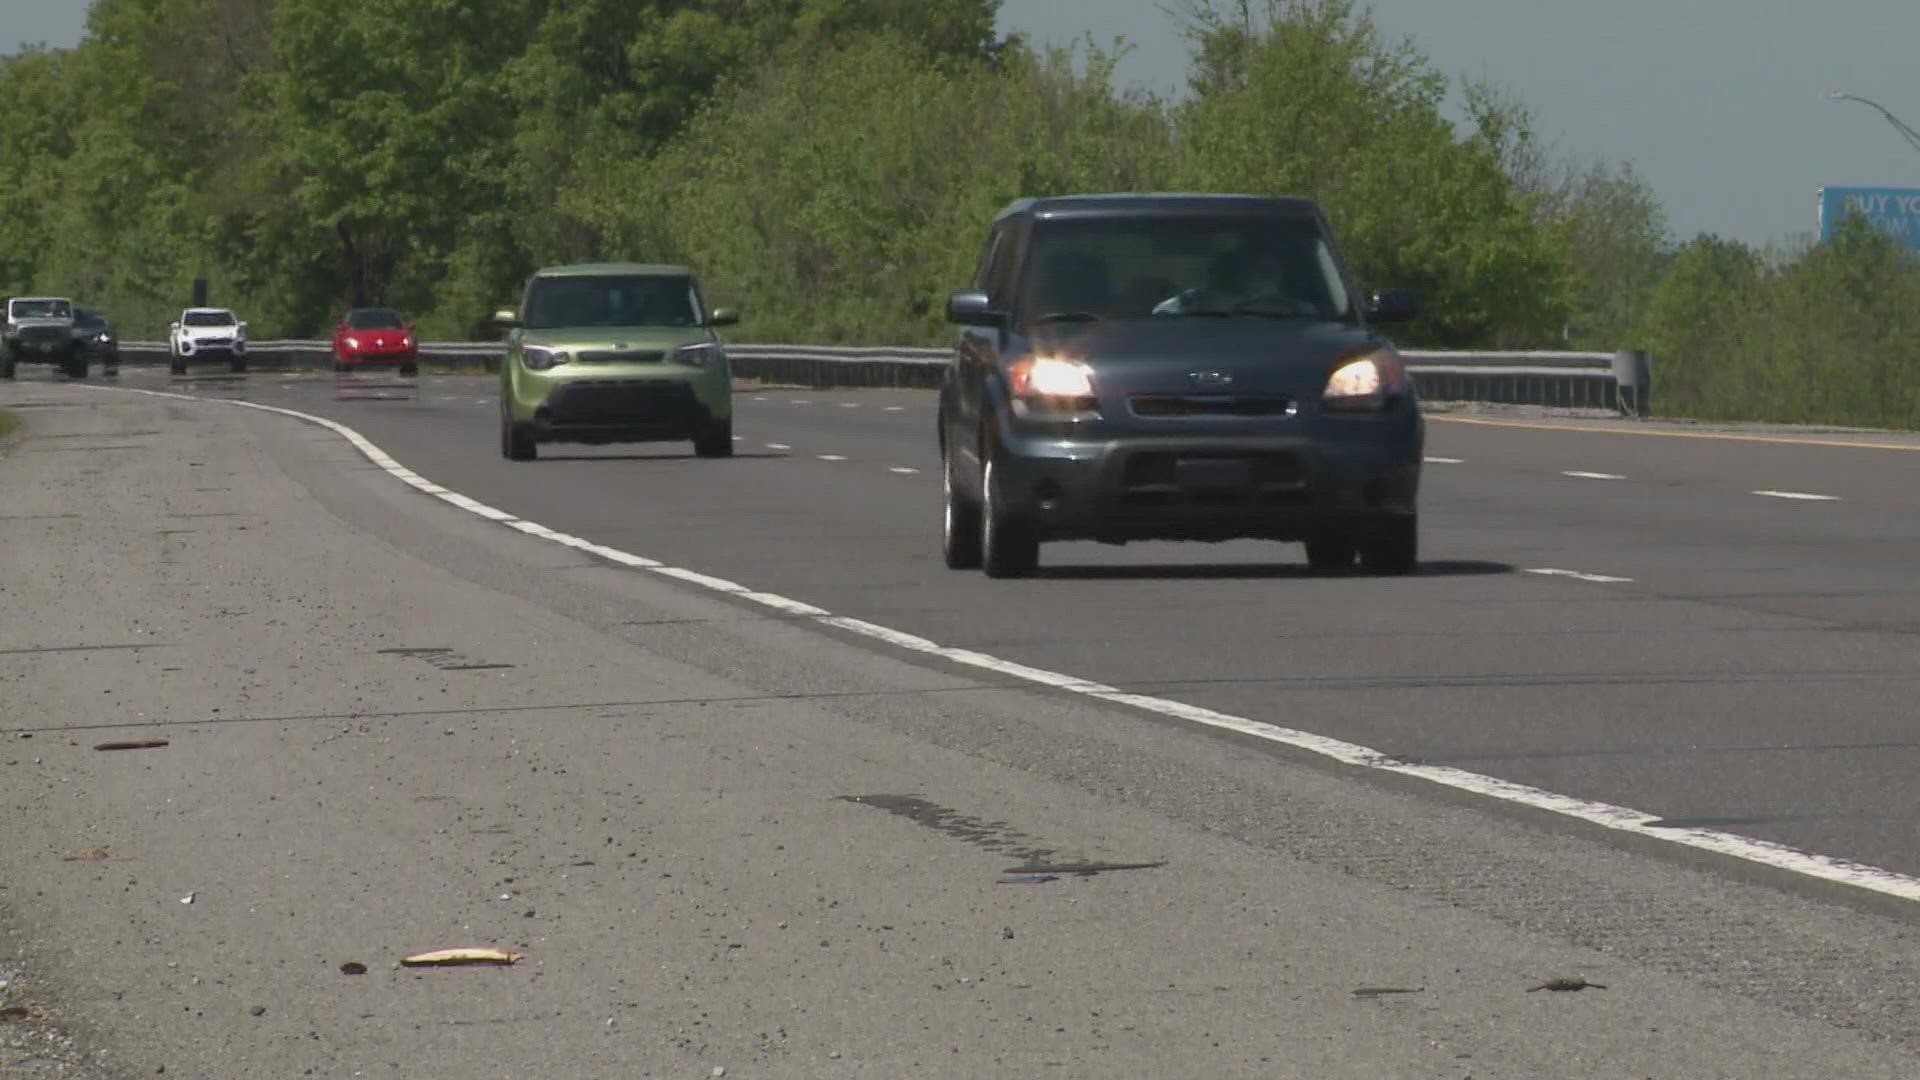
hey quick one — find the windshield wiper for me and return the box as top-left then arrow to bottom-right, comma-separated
1159,305 -> 1319,321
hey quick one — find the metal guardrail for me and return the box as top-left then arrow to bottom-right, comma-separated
118,340 -> 1653,415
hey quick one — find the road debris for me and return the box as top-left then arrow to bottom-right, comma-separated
249,1005 -> 266,1017
1351,987 -> 1424,998
1528,977 -> 1607,992
61,847 -> 111,862
0,1005 -> 28,1021
94,739 -> 169,752
338,962 -> 368,976
179,892 -> 195,905
401,948 -> 522,968
996,874 -> 1058,885
1002,861 -> 1167,877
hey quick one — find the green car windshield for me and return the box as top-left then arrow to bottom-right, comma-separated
12,299 -> 71,319
524,275 -> 703,330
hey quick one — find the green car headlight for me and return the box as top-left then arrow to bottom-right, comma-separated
523,346 -> 570,371
674,343 -> 722,368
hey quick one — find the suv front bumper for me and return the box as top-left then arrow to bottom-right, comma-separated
989,420 -> 1422,544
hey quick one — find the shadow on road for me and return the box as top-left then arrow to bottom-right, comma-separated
1034,559 -> 1514,581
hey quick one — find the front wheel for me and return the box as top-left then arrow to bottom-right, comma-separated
1358,516 -> 1418,575
229,355 -> 248,374
942,449 -> 982,570
1304,536 -> 1355,573
500,404 -> 537,461
1,349 -> 15,380
62,351 -> 87,379
980,455 -> 1039,578
692,418 -> 734,458
399,363 -> 419,378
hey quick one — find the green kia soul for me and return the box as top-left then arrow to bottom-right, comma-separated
494,263 -> 739,461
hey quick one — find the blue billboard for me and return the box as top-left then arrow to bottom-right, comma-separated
1818,186 -> 1920,251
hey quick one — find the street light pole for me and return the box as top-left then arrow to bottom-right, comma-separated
1828,91 -> 1920,155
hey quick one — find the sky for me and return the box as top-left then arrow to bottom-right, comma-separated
6,1 -> 1919,250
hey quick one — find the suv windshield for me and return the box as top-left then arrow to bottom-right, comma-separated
11,300 -> 72,319
523,275 -> 702,330
346,308 -> 405,330
1016,215 -> 1354,325
184,311 -> 236,327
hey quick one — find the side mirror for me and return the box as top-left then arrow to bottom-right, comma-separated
708,307 -> 739,327
169,322 -> 180,332
1364,289 -> 1421,325
946,290 -> 1004,327
491,308 -> 521,329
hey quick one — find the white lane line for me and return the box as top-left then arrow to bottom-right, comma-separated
1754,490 -> 1840,502
766,443 -> 791,451
839,402 -> 862,409
732,436 -> 744,442
789,399 -> 812,406
74,381 -> 1920,908
1562,470 -> 1626,481
1525,567 -> 1634,584
889,467 -> 919,475
1425,456 -> 1464,465
884,406 -> 906,413
751,396 -> 768,402
818,454 -> 847,462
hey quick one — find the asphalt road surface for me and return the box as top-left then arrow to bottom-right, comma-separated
2,367 -> 1919,1076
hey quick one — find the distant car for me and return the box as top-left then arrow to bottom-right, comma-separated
493,262 -> 740,461
73,307 -> 119,376
937,193 -> 1425,578
2,296 -> 85,379
332,306 -> 419,376
169,307 -> 248,375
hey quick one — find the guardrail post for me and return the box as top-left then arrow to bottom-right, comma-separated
1612,350 -> 1652,418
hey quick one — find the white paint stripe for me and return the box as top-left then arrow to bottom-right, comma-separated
1424,456 -> 1464,464
1525,567 -> 1634,584
889,467 -> 919,475
818,454 -> 846,462
1562,470 -> 1626,481
839,402 -> 861,409
884,406 -> 906,413
766,443 -> 791,451
73,381 -> 1920,906
1754,490 -> 1840,502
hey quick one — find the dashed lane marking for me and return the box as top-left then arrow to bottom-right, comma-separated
1562,470 -> 1626,481
73,381 -> 1920,908
1424,456 -> 1464,464
889,467 -> 919,475
818,454 -> 847,462
1431,414 -> 1920,452
1525,567 -> 1634,584
766,443 -> 791,451
1754,490 -> 1840,502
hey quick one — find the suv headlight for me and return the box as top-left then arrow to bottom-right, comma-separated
1321,346 -> 1410,413
1007,355 -> 1098,418
674,343 -> 722,368
522,345 -> 569,371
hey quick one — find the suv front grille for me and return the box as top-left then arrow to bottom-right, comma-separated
1129,394 -> 1295,418
18,326 -> 68,346
576,350 -> 665,365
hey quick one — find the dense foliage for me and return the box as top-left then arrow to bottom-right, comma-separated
4,0 -> 1917,426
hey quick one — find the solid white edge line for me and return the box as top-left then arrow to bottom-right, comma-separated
67,381 -> 1920,906
1754,490 -> 1840,502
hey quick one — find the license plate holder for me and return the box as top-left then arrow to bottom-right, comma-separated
1175,456 -> 1252,490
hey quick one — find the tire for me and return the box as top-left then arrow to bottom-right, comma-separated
980,454 -> 1039,578
1305,535 -> 1356,573
1,353 -> 14,381
229,355 -> 247,374
399,363 -> 418,378
1358,516 -> 1418,575
941,447 -> 983,570
500,404 -> 537,461
692,417 -> 734,458
169,352 -> 186,377
62,350 -> 87,379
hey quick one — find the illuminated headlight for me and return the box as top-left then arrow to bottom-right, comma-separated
1321,347 -> 1410,412
522,345 -> 569,371
95,332 -> 112,344
674,343 -> 723,368
1009,356 -> 1095,399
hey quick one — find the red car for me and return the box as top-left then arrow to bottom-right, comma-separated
332,307 -> 419,375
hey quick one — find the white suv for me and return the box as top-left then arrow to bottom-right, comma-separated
169,308 -> 248,375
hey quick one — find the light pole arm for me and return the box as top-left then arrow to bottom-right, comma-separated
1829,92 -> 1920,155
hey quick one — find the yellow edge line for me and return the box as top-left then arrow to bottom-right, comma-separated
1428,415 -> 1920,452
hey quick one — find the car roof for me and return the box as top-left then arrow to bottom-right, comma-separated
531,262 -> 693,279
11,296 -> 72,303
994,193 -> 1325,224
183,307 -> 235,315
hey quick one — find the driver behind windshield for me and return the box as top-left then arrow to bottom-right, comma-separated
1154,244 -> 1300,316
